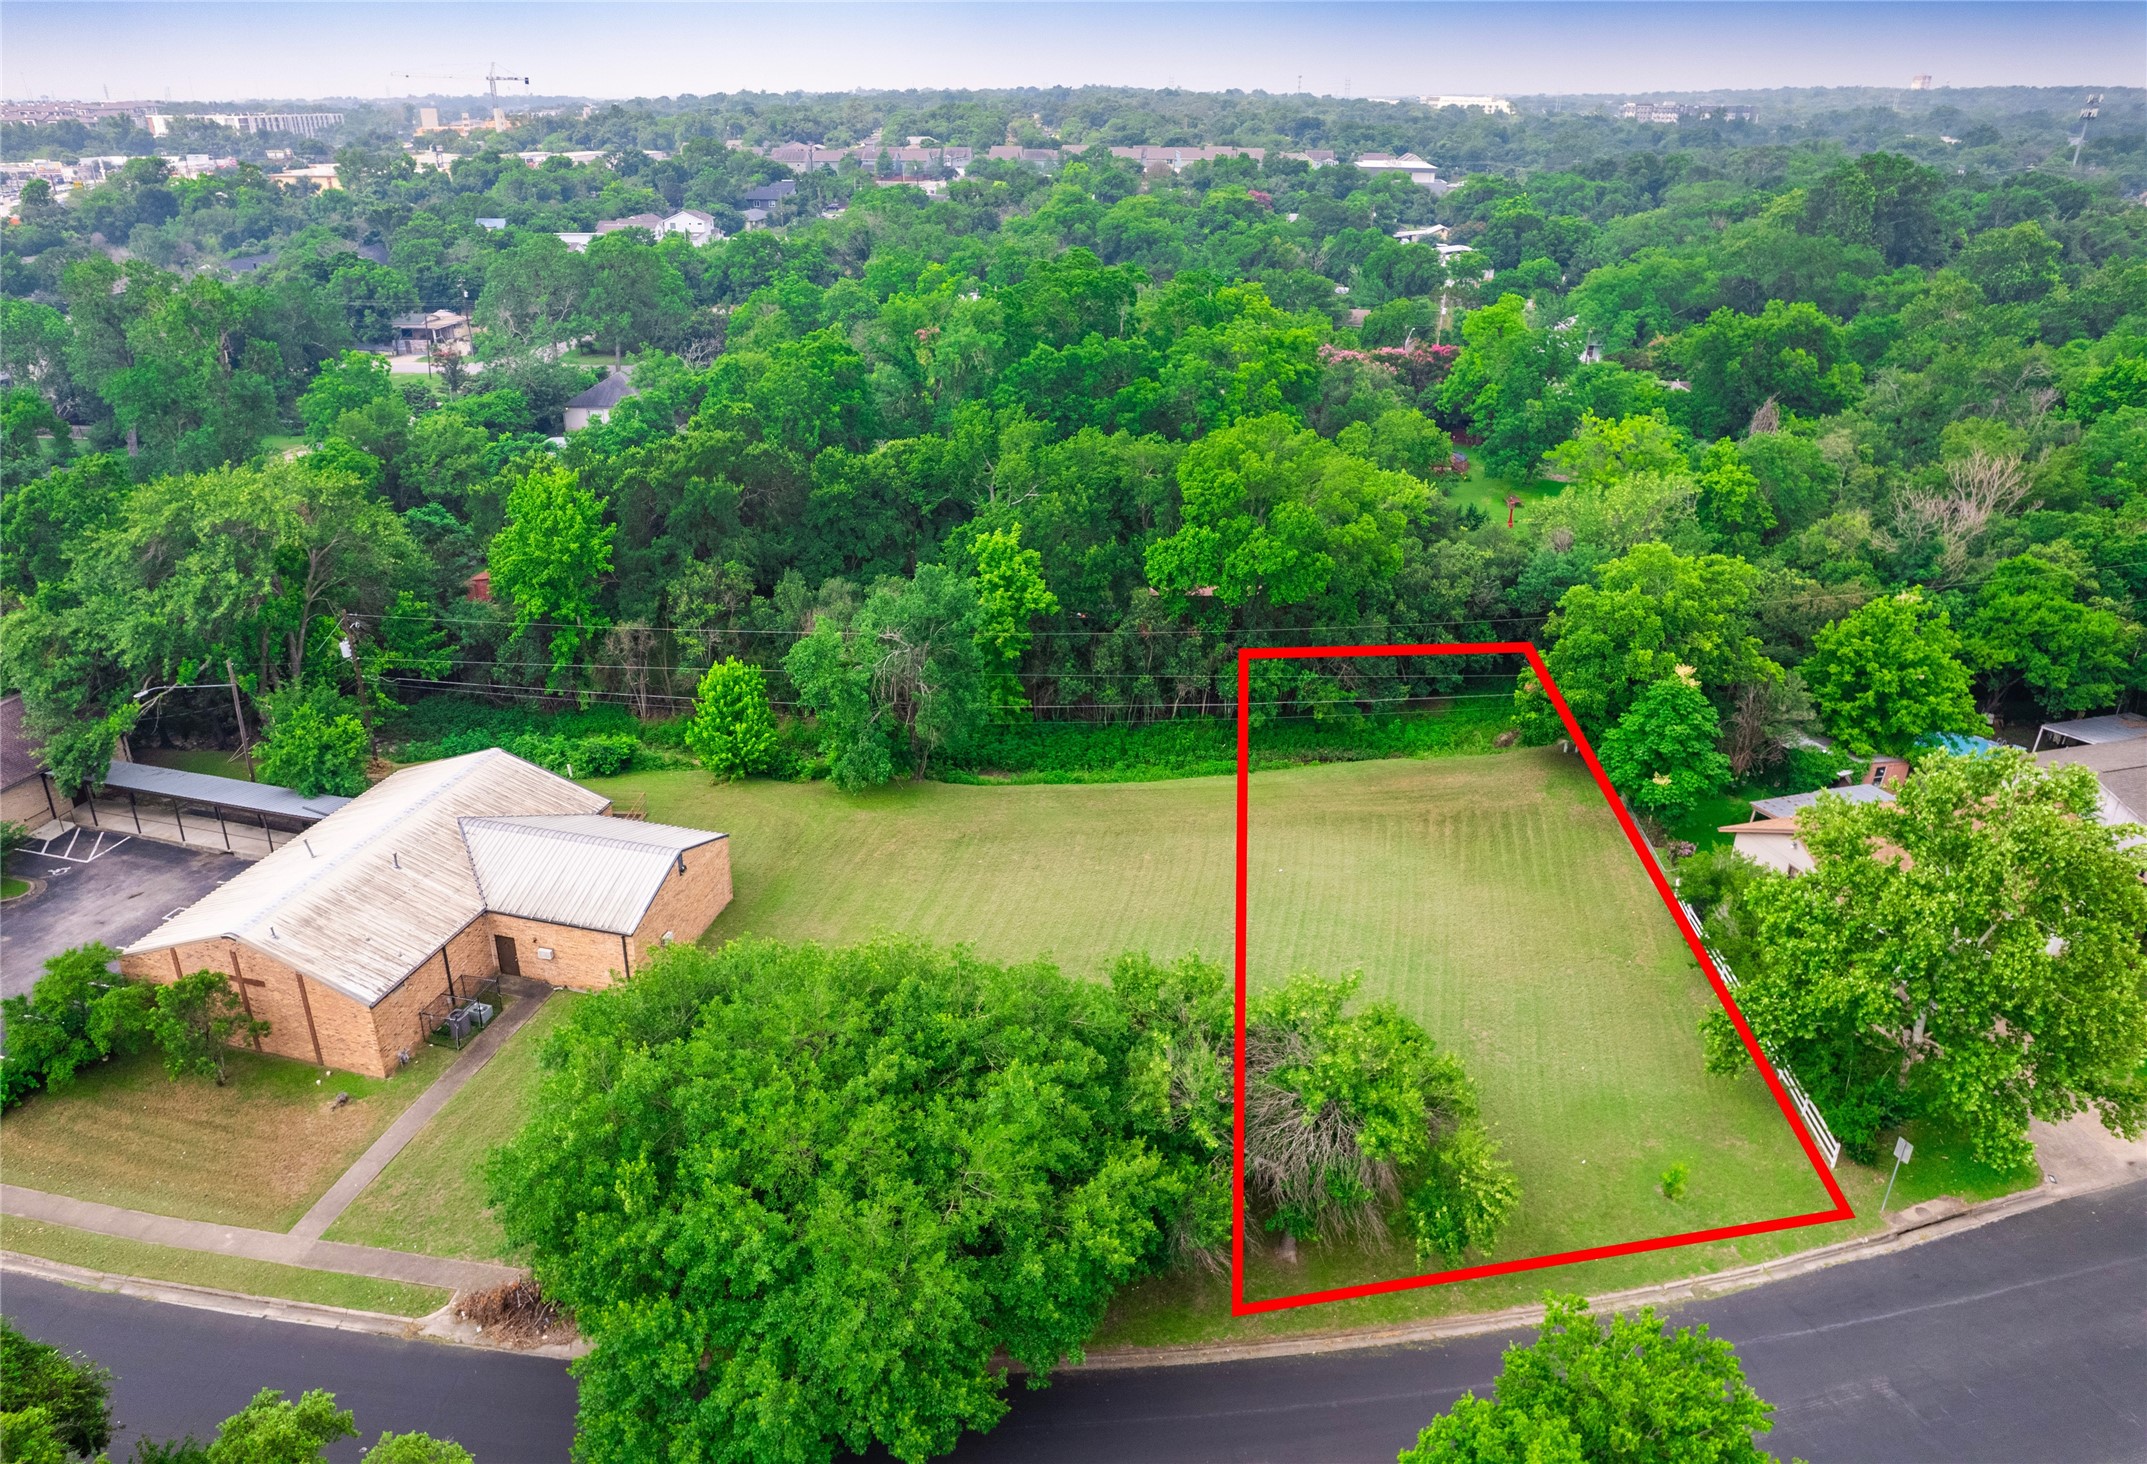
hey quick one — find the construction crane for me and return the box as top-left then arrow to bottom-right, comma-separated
388,63 -> 530,104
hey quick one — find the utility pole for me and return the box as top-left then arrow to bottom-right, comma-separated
226,659 -> 256,781
338,616 -> 377,758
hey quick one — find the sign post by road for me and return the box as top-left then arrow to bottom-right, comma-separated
1880,1135 -> 1914,1212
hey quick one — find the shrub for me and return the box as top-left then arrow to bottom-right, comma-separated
0,1317 -> 113,1460
683,658 -> 778,780
255,684 -> 370,798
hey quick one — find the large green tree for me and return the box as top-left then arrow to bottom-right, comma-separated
1803,590 -> 1983,755
487,463 -> 617,690
1703,751 -> 2147,1167
1519,543 -> 1776,742
1960,549 -> 2139,717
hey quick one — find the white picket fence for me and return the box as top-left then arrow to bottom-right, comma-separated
1678,898 -> 1844,1170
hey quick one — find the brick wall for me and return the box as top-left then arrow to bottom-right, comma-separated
632,836 -> 733,961
484,912 -> 633,991
1,775 -> 69,827
119,937 -> 399,1079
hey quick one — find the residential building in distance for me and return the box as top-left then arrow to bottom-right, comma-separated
148,110 -> 344,137
564,370 -> 639,431
389,309 -> 470,356
743,180 -> 798,204
661,208 -> 722,246
596,212 -> 664,236
1621,101 -> 1759,123
1422,95 -> 1513,114
266,163 -> 341,190
1910,74 -> 1935,90
1351,152 -> 1454,192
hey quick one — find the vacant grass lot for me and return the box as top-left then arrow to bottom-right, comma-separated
324,995 -> 575,1260
0,1217 -> 449,1317
0,1043 -> 450,1231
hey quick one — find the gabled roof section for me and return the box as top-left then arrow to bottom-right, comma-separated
566,371 -> 638,410
459,814 -> 723,935
124,750 -> 608,1006
1749,784 -> 1894,821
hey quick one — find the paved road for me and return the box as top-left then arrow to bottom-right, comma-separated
1,837 -> 241,997
6,1182 -> 2142,1463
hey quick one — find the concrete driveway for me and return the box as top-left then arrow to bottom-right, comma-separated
1,839 -> 244,999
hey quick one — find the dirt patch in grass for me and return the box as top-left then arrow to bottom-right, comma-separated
0,1043 -> 451,1231
0,1217 -> 449,1317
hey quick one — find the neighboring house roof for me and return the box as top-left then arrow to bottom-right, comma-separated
100,760 -> 351,821
2033,713 -> 2147,749
744,180 -> 797,202
123,748 -> 678,1007
475,217 -> 507,229
461,814 -> 723,934
1717,815 -> 1801,836
2037,740 -> 2147,832
1748,784 -> 1895,821
1,693 -> 41,790
597,213 -> 664,233
1915,732 -> 2006,756
565,372 -> 639,411
666,208 -> 716,225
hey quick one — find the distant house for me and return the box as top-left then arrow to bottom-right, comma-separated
2030,713 -> 2147,753
1351,153 -> 1454,193
1717,783 -> 1896,875
266,163 -> 340,191
596,212 -> 664,237
659,208 -> 722,246
1392,224 -> 1450,244
743,180 -> 797,204
389,309 -> 470,357
564,370 -> 638,432
555,231 -> 596,253
2036,739 -> 2147,846
740,208 -> 769,230
475,216 -> 507,231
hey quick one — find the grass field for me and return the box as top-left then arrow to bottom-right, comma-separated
0,1217 -> 449,1317
324,995 -> 576,1260
0,1043 -> 450,1231
133,746 -> 257,780
1447,459 -> 1562,526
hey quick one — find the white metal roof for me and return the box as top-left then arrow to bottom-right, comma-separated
460,815 -> 723,935
99,759 -> 352,821
2032,713 -> 2147,749
123,749 -> 648,1006
1749,784 -> 1895,820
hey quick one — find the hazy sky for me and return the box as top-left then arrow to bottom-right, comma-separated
3,2 -> 2139,103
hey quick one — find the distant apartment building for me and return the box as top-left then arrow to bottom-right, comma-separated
149,111 -> 345,138
1910,74 -> 1935,90
1422,95 -> 1513,114
1620,101 -> 1758,123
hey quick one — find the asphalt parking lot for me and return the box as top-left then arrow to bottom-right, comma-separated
1,837 -> 244,999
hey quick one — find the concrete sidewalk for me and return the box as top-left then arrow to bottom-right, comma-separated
290,979 -> 552,1242
0,1185 -> 521,1293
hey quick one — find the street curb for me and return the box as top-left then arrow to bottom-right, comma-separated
0,1252 -> 586,1360
4,1177 -> 2093,1373
1060,1180 -> 2074,1372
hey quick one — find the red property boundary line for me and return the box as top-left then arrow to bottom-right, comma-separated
1230,642 -> 1857,1316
